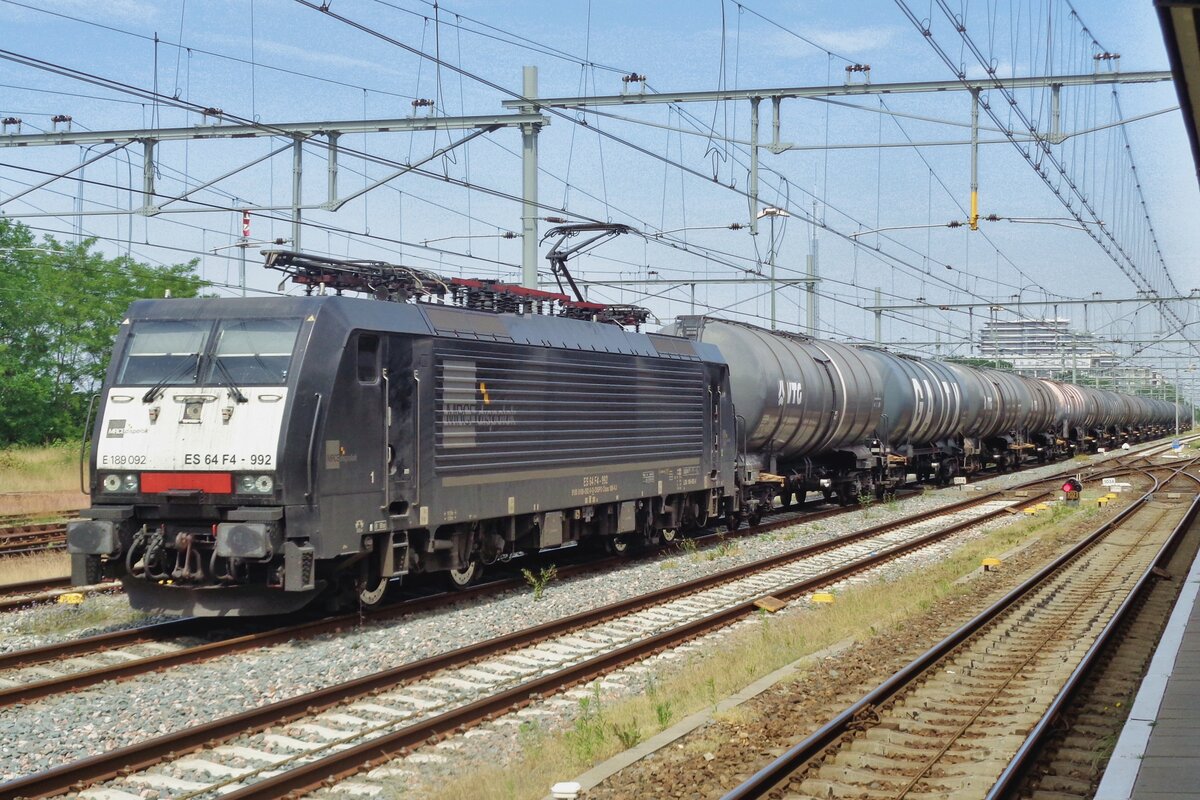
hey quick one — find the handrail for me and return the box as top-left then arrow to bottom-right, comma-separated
78,393 -> 98,496
305,393 -> 322,504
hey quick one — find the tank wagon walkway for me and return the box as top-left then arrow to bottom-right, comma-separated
1096,543 -> 1200,799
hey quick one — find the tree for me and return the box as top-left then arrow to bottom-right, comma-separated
945,356 -> 1015,371
0,220 -> 205,444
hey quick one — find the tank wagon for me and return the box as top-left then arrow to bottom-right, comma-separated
664,316 -> 1175,520
67,254 -> 1178,616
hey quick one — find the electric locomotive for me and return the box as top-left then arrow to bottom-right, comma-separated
68,253 -> 737,616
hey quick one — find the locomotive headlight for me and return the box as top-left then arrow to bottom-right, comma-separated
237,474 -> 275,494
102,474 -> 122,493
121,474 -> 139,492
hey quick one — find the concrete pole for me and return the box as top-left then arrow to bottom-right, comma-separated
769,212 -> 777,330
142,140 -> 156,215
326,131 -> 339,207
749,98 -> 760,236
291,137 -> 303,252
969,89 -> 979,231
521,66 -> 540,289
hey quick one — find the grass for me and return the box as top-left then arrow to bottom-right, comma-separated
0,552 -> 70,585
0,443 -> 89,515
409,499 -> 1099,800
9,596 -> 146,637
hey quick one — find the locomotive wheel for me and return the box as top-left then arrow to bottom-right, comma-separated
446,558 -> 482,590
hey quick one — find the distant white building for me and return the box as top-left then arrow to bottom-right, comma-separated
978,318 -> 1119,378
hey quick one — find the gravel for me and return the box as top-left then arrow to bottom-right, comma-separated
0,446 -> 1147,781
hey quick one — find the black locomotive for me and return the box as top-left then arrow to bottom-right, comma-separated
67,252 -> 1177,616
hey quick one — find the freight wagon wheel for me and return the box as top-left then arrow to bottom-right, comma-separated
607,535 -> 632,556
659,528 -> 678,544
446,558 -> 483,590
357,575 -> 389,607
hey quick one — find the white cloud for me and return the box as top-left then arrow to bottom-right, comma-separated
35,0 -> 160,26
193,33 -> 408,79
761,25 -> 902,60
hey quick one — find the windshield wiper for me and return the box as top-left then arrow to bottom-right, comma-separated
212,356 -> 249,404
142,354 -> 200,403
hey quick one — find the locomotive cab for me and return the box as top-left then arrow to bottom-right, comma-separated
69,298 -> 338,615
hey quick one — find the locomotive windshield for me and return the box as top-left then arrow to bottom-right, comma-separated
116,320 -> 208,385
116,318 -> 300,387
207,318 -> 300,384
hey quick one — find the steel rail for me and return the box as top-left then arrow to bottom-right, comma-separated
0,484 -> 1007,706
0,484 -> 1055,799
718,460 -> 1196,800
197,488 -> 1061,800
985,473 -> 1200,799
0,453 -> 1132,707
0,499 -> 845,700
0,580 -> 119,613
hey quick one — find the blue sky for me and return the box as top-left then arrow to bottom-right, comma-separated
0,0 -> 1196,369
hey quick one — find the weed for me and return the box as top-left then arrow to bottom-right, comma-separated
705,534 -> 732,561
521,564 -> 558,601
884,492 -> 898,511
676,538 -> 699,559
610,719 -> 642,748
659,558 -> 679,570
517,719 -> 544,753
566,686 -> 608,763
654,700 -> 674,729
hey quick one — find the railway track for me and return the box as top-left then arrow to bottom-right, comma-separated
0,443 -> 1176,800
0,511 -> 75,557
0,466 -> 1093,799
0,523 -> 66,556
0,482 -> 1024,709
718,459 -> 1200,800
0,439 -> 1137,717
992,484 -> 1200,799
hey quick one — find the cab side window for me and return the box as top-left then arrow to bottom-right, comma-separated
357,334 -> 380,383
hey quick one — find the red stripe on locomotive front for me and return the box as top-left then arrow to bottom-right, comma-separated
141,472 -> 233,494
